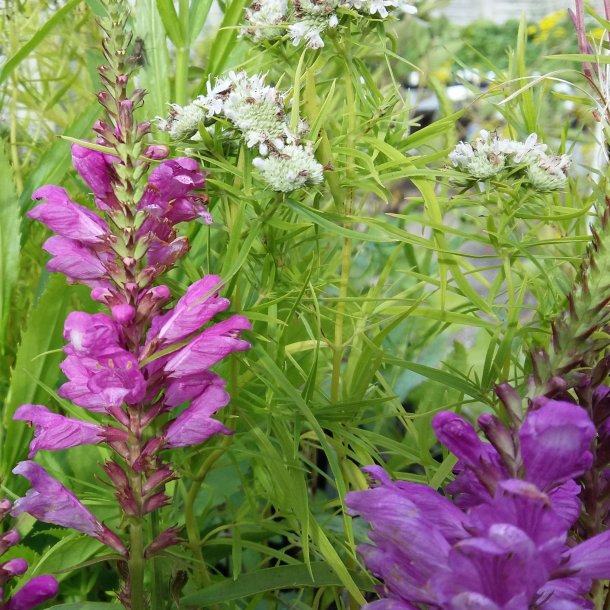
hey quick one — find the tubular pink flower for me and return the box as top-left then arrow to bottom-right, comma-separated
164,378 -> 232,448
63,311 -> 119,355
11,462 -> 125,555
12,462 -> 106,538
29,186 -> 110,244
71,144 -> 120,211
13,404 -> 104,458
147,275 -> 230,346
165,315 -> 252,378
59,349 -> 146,411
4,575 -> 59,610
43,236 -> 111,284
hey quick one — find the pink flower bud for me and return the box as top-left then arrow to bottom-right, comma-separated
111,303 -> 136,323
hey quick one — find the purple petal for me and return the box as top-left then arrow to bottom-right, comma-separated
520,399 -> 595,490
164,371 -> 224,407
12,462 -> 104,539
63,311 -> 119,356
6,575 -> 58,610
355,466 -> 467,544
29,186 -> 110,244
165,315 -> 252,378
71,144 -> 119,211
1,558 -> 28,577
566,530 -> 610,580
59,349 -> 146,411
43,236 -> 110,283
432,412 -> 490,466
146,235 -> 190,268
147,157 -> 205,200
164,379 -> 232,447
148,275 -> 230,346
13,404 -> 104,457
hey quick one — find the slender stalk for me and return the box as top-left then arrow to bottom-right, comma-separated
128,520 -> 146,610
330,28 -> 356,403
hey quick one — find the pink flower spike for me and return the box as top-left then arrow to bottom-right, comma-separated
165,315 -> 252,378
164,379 -> 232,448
13,404 -> 104,458
5,575 -> 58,610
29,186 -> 110,244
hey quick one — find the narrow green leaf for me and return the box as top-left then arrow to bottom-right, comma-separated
155,0 -> 185,47
0,140 -> 20,349
189,0 -> 214,41
181,562 -> 370,605
135,0 -> 172,119
0,0 -> 82,85
48,602 -> 123,610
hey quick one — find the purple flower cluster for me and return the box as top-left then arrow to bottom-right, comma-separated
346,395 -> 610,609
0,499 -> 58,610
11,146 -> 251,560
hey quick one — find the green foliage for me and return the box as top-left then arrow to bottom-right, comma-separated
0,0 -> 601,608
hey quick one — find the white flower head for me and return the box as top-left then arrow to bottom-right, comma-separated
253,143 -> 324,191
156,102 -> 207,140
526,154 -> 571,191
289,14 -> 331,47
244,0 -> 288,41
220,72 -> 288,149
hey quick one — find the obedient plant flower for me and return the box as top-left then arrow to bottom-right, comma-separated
346,389 -> 610,609
157,71 -> 324,192
448,130 -> 570,190
0,499 -> 58,610
11,1 -> 252,607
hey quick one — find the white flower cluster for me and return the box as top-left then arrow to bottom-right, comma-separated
449,130 -> 571,191
157,71 -> 324,193
243,0 -> 416,49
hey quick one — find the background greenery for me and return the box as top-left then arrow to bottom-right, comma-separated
0,0 -> 602,607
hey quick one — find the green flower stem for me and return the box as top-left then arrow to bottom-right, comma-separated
128,519 -> 146,610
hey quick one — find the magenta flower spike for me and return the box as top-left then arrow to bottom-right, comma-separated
11,2 -> 252,606
348,384 -> 610,609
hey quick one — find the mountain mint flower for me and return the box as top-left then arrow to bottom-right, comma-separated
243,0 -> 416,47
449,130 -> 570,191
158,71 -> 324,192
527,154 -> 570,191
156,102 -> 207,140
244,0 -> 288,41
253,142 -> 324,191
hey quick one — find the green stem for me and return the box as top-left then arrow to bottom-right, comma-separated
150,511 -> 164,610
175,46 -> 189,106
128,520 -> 146,610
